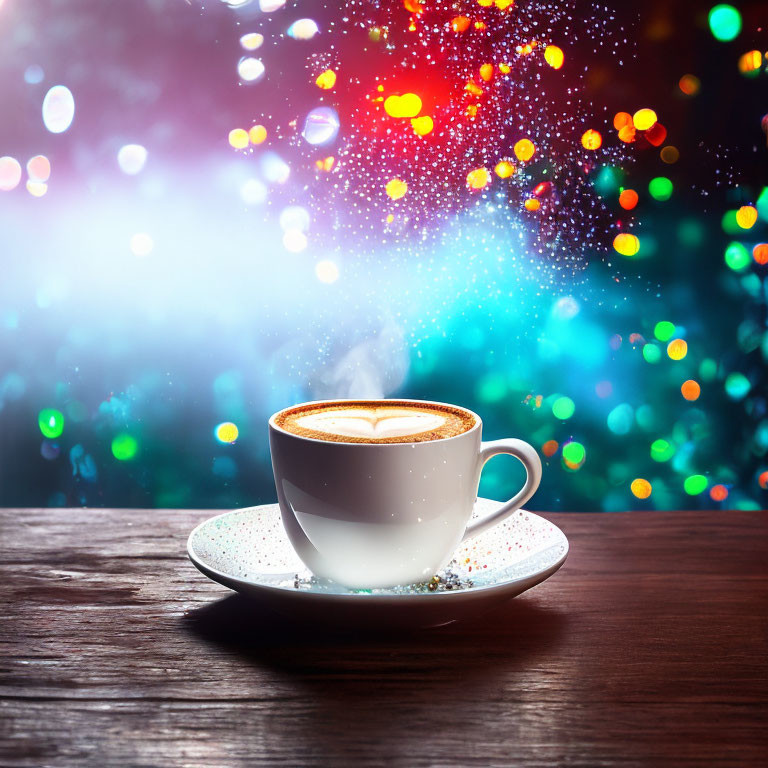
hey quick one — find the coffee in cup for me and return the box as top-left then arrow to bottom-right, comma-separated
273,400 -> 476,443
269,399 -> 541,589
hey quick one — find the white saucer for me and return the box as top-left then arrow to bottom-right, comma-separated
187,498 -> 568,628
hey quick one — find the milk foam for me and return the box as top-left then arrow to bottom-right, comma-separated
295,407 -> 447,439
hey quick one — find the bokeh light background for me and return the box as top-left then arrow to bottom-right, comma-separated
1,0 -> 766,511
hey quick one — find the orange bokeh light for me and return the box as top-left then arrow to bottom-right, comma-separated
618,125 -> 637,143
581,129 -> 602,150
494,160 -> 515,178
613,112 -> 632,130
678,74 -> 700,95
451,16 -> 471,33
710,484 -> 729,502
681,380 -> 701,401
466,167 -> 491,190
542,440 -> 559,457
752,244 -> 768,265
513,138 -> 536,161
631,478 -> 652,499
619,189 -> 639,210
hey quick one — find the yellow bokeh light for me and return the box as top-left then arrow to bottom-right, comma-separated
384,92 -> 422,118
240,33 -> 264,51
667,339 -> 688,361
631,478 -> 652,499
249,125 -> 267,145
633,108 -> 657,131
494,160 -> 515,178
544,45 -> 564,69
735,205 -> 758,229
499,63 -> 511,73
495,0 -> 514,10
215,422 -> 239,443
228,128 -> 249,149
513,138 -> 536,162
411,115 -> 434,136
315,156 -> 335,171
581,129 -> 602,150
465,80 -> 483,96
316,69 -> 337,89
738,50 -> 762,73
26,180 -> 48,197
479,63 -> 494,81
613,233 -> 640,256
386,177 -> 408,200
524,198 -> 540,211
466,167 -> 491,190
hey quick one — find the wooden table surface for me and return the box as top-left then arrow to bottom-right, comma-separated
1,508 -> 766,767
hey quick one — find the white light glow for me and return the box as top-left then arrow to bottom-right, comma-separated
238,57 -> 265,83
282,229 -> 308,253
315,259 -> 339,284
42,85 -> 75,134
117,144 -> 148,175
130,233 -> 154,258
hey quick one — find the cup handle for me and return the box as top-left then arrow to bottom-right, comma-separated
462,439 -> 543,542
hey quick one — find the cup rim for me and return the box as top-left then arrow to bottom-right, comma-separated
268,398 -> 482,446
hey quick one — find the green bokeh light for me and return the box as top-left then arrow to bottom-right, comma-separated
562,441 -> 585,464
757,186 -> 768,223
112,433 -> 139,461
724,242 -> 750,272
635,405 -> 656,431
650,438 -> 675,462
552,396 -> 575,420
699,358 -> 718,381
476,373 -> 508,403
594,166 -> 623,196
642,343 -> 662,364
724,371 -> 750,400
684,474 -> 708,495
38,409 -> 64,439
648,177 -> 673,201
677,218 -> 704,248
708,4 -> 742,42
654,321 -> 675,342
733,499 -> 761,510
720,210 -> 741,236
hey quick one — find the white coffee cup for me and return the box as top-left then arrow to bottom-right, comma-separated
269,399 -> 542,589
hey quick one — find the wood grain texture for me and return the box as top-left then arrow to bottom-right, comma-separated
1,508 -> 766,767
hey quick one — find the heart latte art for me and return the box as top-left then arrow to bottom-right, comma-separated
274,401 -> 476,443
296,408 -> 446,439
